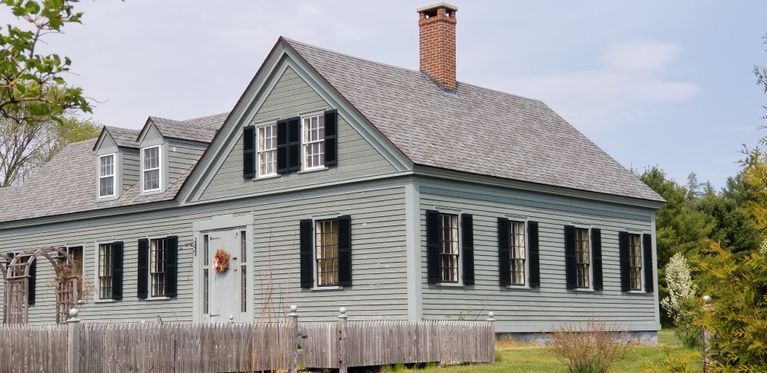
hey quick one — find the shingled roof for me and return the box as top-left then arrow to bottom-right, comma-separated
0,37 -> 662,224
283,38 -> 662,202
0,114 -> 227,223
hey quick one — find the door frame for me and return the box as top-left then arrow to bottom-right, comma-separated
192,214 -> 254,322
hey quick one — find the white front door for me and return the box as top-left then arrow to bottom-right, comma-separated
203,228 -> 247,322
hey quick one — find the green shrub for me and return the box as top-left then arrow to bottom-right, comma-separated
546,318 -> 634,373
642,346 -> 695,373
693,241 -> 767,371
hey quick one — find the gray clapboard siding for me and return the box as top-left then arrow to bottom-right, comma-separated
417,179 -> 659,332
167,139 -> 206,182
199,66 -> 397,202
121,148 -> 140,194
0,182 -> 408,323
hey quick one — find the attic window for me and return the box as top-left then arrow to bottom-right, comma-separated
98,154 -> 116,198
142,146 -> 162,193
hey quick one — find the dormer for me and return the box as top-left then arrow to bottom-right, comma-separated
136,118 -> 168,195
135,115 -> 218,195
93,126 -> 140,200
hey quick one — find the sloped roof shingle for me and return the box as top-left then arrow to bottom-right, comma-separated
283,38 -> 662,202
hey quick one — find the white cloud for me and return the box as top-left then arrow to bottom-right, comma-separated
602,41 -> 682,74
494,40 -> 701,130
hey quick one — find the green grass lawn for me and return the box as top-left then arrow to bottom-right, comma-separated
386,329 -> 701,373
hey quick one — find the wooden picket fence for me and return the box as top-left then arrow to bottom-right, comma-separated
0,309 -> 496,372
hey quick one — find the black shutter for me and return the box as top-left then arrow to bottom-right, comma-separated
165,236 -> 178,298
497,218 -> 510,286
137,239 -> 149,299
276,120 -> 289,174
299,219 -> 314,289
643,233 -> 654,293
618,232 -> 630,292
112,242 -> 124,301
528,221 -> 540,289
324,110 -> 338,167
287,117 -> 301,172
564,225 -> 576,290
28,259 -> 36,305
242,126 -> 255,179
426,210 -> 440,285
591,228 -> 603,291
461,214 -> 475,285
337,215 -> 352,287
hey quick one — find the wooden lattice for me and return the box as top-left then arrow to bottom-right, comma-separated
1,247 -> 78,324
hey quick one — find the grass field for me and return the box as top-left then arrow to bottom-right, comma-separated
384,329 -> 701,373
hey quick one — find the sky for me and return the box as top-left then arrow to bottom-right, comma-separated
7,0 -> 767,189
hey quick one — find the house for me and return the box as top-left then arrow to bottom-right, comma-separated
0,3 -> 664,341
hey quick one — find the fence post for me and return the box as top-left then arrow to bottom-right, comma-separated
702,295 -> 712,373
288,305 -> 299,373
337,307 -> 348,373
486,312 -> 496,363
67,308 -> 81,373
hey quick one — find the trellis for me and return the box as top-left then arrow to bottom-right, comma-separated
1,247 -> 78,324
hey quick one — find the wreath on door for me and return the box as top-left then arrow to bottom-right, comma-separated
213,249 -> 230,273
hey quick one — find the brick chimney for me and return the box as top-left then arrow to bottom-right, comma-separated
418,3 -> 458,91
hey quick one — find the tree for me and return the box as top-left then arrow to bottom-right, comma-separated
756,33 -> 767,117
0,0 -> 90,126
0,116 -> 99,186
693,241 -> 767,370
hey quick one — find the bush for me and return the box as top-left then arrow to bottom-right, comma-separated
660,253 -> 701,348
547,318 -> 634,373
693,241 -> 767,370
642,346 -> 695,373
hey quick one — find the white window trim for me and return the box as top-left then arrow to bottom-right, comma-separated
255,122 -> 279,179
432,207 -> 464,287
571,225 -> 594,292
97,153 -> 117,199
506,218 -> 531,289
147,236 -> 170,300
311,214 -> 343,290
300,111 -> 327,172
626,231 -> 646,293
93,241 -> 117,301
141,145 -> 163,194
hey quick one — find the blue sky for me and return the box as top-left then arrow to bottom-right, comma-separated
19,0 -> 767,189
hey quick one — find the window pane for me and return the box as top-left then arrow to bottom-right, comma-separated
100,155 -> 114,177
628,234 -> 642,291
303,114 -> 326,169
257,124 -> 277,176
316,219 -> 339,286
144,147 -> 159,169
150,239 -> 167,297
575,228 -> 590,288
100,177 -> 114,196
509,221 -> 526,285
98,244 -> 113,300
144,169 -> 160,191
438,214 -> 459,283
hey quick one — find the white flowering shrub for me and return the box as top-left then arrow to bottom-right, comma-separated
661,253 -> 697,324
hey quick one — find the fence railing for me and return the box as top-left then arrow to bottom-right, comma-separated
0,307 -> 496,372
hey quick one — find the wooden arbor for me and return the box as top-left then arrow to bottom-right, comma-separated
0,247 -> 78,324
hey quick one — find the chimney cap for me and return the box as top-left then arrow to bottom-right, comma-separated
416,2 -> 458,13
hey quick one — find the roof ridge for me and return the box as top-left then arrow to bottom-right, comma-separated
283,37 -> 543,104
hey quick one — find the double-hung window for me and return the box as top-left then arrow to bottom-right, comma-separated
302,114 -> 325,170
508,221 -> 526,286
315,219 -> 339,286
257,124 -> 277,177
98,154 -> 116,198
142,146 -> 161,192
628,234 -> 643,291
150,238 -> 168,297
574,228 -> 590,289
98,243 -> 115,299
438,213 -> 460,283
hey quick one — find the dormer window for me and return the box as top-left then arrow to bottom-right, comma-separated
98,154 -> 116,198
142,146 -> 162,192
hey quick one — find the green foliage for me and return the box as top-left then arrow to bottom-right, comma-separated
642,346 -> 696,373
692,241 -> 767,370
697,175 -> 764,255
0,0 -> 90,126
